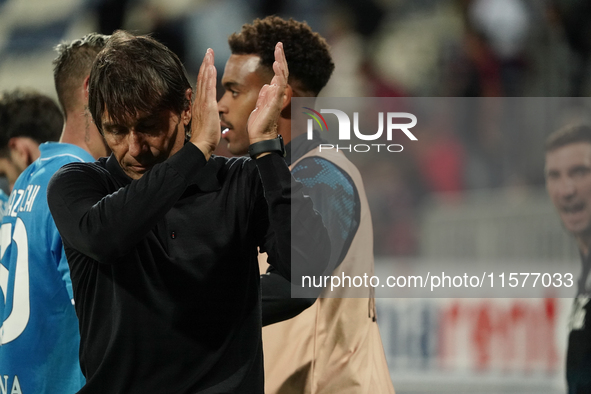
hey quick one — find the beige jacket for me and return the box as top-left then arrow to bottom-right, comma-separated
260,146 -> 395,394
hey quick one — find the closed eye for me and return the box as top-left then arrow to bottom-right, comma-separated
135,114 -> 169,135
103,126 -> 127,136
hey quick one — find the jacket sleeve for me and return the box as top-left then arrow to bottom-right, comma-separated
47,143 -> 207,263
260,156 -> 361,325
261,266 -> 316,326
252,153 -> 330,284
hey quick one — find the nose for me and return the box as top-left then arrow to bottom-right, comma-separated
218,93 -> 229,116
556,176 -> 577,199
127,130 -> 146,157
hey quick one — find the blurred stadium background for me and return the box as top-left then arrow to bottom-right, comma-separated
1,0 -> 590,392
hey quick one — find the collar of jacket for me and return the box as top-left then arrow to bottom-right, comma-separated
105,148 -> 222,193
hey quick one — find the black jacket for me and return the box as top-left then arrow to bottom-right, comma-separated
47,142 -> 329,394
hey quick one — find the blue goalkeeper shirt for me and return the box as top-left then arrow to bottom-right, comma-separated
0,143 -> 93,394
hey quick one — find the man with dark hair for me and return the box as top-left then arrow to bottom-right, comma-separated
546,123 -> 591,393
0,33 -> 109,394
0,89 -> 63,190
47,30 -> 329,393
0,88 -> 62,223
219,16 -> 395,393
221,16 -> 334,156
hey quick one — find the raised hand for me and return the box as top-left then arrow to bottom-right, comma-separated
190,48 -> 220,160
247,42 -> 289,145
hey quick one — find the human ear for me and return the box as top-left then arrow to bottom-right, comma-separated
183,88 -> 192,126
8,137 -> 35,168
84,76 -> 91,101
280,84 -> 293,119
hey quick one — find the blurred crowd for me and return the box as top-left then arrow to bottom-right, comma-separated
91,0 -> 590,97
